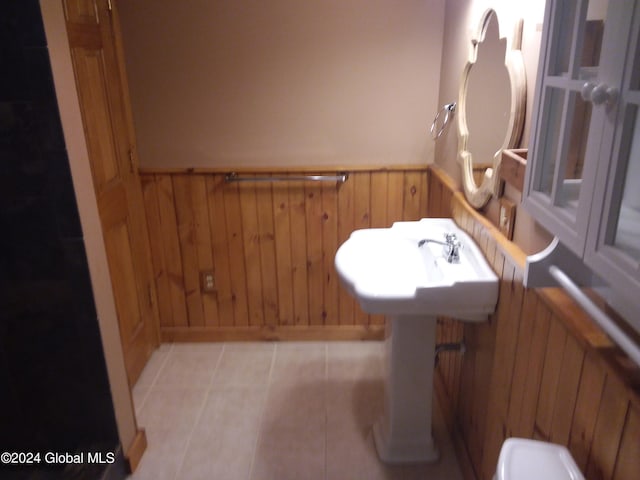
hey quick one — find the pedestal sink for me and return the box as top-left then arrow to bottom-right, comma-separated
335,218 -> 498,464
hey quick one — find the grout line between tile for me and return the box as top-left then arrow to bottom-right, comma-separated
208,342 -> 226,389
246,341 -> 277,480
170,342 -> 225,480
150,343 -> 175,386
325,342 -> 329,380
134,342 -> 175,415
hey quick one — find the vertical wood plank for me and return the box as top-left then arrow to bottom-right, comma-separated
206,175 -> 235,327
506,289 -> 540,437
140,175 -> 172,327
289,182 -> 309,325
471,322 -> 497,445
223,181 -> 249,326
458,322 -> 478,451
369,171 -> 388,325
443,319 -> 454,392
402,171 -> 422,221
490,236 -> 506,275
305,184 -> 324,325
239,182 -> 264,326
469,321 -> 493,471
448,320 -> 458,393
155,174 -> 188,327
517,301 -> 552,437
191,175 -> 220,326
476,225 -> 490,258
272,181 -> 294,325
438,319 -> 449,389
353,172 -> 371,326
337,171 -> 356,326
612,403 -> 640,480
255,182 -> 278,327
386,171 -> 405,224
586,374 -> 629,480
322,181 -> 339,325
419,170 -> 429,217
451,320 -> 465,411
568,351 -> 607,471
549,334 -> 585,445
172,174 -> 204,327
428,169 -> 443,216
370,172 -> 388,228
535,319 -> 569,440
353,172 -> 371,229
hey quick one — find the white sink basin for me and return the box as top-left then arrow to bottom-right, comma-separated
335,218 -> 500,464
335,218 -> 498,320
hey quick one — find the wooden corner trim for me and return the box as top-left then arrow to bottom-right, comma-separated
427,164 -> 461,193
125,428 -> 147,473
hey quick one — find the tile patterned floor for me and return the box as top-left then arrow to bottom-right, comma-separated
128,342 -> 464,480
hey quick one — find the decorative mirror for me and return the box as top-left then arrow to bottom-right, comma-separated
457,9 -> 526,209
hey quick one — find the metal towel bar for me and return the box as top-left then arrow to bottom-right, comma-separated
549,265 -> 640,368
225,172 -> 348,183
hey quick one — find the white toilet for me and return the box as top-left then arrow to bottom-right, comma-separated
495,438 -> 585,480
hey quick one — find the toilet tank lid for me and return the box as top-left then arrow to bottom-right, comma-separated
497,438 -> 585,480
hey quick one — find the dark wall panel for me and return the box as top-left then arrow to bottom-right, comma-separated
0,2 -> 123,478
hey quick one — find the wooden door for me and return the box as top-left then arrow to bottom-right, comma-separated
63,0 -> 159,385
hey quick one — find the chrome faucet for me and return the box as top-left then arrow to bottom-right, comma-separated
418,232 -> 462,263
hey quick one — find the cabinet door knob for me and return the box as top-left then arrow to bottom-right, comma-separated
581,82 -> 618,106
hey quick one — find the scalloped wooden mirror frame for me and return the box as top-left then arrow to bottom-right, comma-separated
457,9 -> 526,209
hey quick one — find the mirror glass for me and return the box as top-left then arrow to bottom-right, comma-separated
458,9 -> 526,208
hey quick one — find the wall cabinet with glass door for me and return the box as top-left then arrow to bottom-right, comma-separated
524,0 -> 640,330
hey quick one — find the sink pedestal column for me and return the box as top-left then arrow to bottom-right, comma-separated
373,315 -> 439,464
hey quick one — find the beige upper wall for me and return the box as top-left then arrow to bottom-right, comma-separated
118,0 -> 445,169
434,0 -> 552,254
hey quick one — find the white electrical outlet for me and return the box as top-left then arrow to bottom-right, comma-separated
498,199 -> 516,240
500,206 -> 508,228
201,271 -> 216,292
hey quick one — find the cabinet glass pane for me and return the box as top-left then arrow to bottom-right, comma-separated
580,0 -> 606,70
632,32 -> 640,90
550,0 -> 578,75
607,25 -> 640,261
549,0 -> 607,78
535,88 -> 591,212
565,93 -> 592,184
612,108 -> 640,259
559,93 -> 591,212
536,87 -> 565,195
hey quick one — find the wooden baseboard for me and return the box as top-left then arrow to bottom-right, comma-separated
434,370 -> 478,480
160,325 -> 386,342
125,428 -> 147,473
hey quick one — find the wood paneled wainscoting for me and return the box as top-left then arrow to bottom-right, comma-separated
139,167 -> 429,341
428,166 -> 640,480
